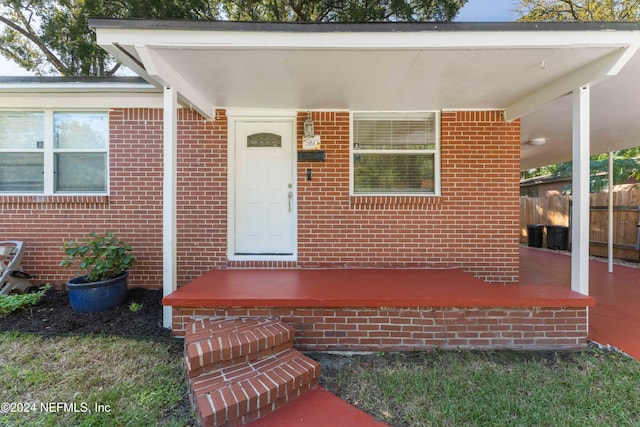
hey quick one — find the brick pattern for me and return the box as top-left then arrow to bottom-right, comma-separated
3,107 -> 520,286
293,110 -> 520,283
184,318 -> 294,378
184,318 -> 320,427
0,108 -> 225,287
173,306 -> 589,352
0,195 -> 109,210
176,109 -> 228,277
193,348 -> 319,427
0,108 -> 165,287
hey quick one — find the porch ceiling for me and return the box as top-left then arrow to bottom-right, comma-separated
91,20 -> 640,170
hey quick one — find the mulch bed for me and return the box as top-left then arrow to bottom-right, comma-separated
0,287 -> 196,426
0,287 -> 171,337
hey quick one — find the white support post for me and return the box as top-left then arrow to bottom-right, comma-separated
571,86 -> 590,295
608,151 -> 614,273
163,87 -> 178,329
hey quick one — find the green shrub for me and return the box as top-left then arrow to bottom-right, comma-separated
60,232 -> 136,282
0,284 -> 52,317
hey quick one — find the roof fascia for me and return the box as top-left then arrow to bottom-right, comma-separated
95,26 -> 640,50
0,92 -> 163,109
0,80 -> 158,93
520,175 -> 571,187
89,19 -> 640,33
0,76 -> 163,110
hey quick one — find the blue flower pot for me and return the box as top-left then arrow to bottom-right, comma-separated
66,271 -> 129,313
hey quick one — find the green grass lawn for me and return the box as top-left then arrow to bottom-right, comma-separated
318,348 -> 640,426
0,332 -> 193,427
2,331 -> 639,427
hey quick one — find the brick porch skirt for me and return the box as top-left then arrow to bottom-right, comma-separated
171,306 -> 588,351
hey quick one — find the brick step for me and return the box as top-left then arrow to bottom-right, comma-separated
191,347 -> 321,427
184,318 -> 294,378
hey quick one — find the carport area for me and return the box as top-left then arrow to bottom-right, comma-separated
520,246 -> 640,359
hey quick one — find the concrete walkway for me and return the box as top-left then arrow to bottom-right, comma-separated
520,246 -> 640,359
247,387 -> 389,427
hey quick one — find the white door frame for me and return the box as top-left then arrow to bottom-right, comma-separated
227,109 -> 298,261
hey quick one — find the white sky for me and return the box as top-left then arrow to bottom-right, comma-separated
456,0 -> 520,22
0,0 -> 520,76
0,57 -> 30,76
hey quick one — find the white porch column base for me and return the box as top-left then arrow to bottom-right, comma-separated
163,86 -> 178,329
571,86 -> 590,296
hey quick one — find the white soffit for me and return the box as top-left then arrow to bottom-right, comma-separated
130,46 -> 619,112
92,21 -> 640,167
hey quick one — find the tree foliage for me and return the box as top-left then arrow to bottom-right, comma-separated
589,151 -> 640,191
0,0 -> 215,76
521,149 -> 640,193
516,0 -> 640,22
0,0 -> 467,76
218,0 -> 467,22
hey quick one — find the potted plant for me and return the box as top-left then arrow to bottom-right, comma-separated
60,232 -> 136,313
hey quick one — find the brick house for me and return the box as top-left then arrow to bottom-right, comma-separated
3,21 -> 639,352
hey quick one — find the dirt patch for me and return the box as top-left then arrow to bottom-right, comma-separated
0,287 -> 171,338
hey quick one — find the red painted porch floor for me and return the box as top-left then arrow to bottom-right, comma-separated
163,267 -> 592,309
520,246 -> 640,359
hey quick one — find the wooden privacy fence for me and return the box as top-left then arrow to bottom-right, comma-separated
520,185 -> 640,260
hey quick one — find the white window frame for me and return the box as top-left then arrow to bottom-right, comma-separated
349,111 -> 441,197
0,109 -> 109,196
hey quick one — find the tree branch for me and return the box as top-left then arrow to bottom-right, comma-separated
619,0 -> 640,20
288,0 -> 308,21
106,62 -> 122,77
0,12 -> 68,74
559,0 -> 581,20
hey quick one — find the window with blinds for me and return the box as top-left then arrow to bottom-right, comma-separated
352,112 -> 439,195
0,111 -> 108,194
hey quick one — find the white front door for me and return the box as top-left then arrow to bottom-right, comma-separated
233,120 -> 295,256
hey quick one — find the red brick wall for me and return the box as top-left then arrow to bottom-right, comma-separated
1,108 -> 164,287
171,306 -> 589,351
175,109 -> 228,277
2,108 -> 520,287
293,111 -> 520,283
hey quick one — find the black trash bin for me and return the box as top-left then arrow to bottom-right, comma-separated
546,225 -> 569,250
526,224 -> 544,248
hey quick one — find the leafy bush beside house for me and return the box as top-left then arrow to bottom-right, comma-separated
60,232 -> 136,282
